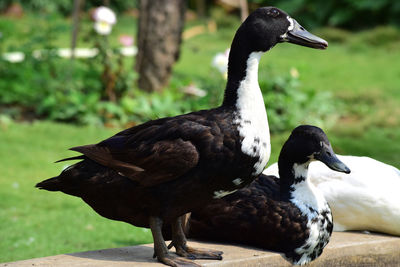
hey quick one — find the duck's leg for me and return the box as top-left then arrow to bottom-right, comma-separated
170,215 -> 223,260
149,216 -> 200,267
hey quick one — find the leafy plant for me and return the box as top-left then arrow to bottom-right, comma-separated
349,26 -> 400,49
249,0 -> 400,30
1,1 -> 137,16
259,67 -> 338,133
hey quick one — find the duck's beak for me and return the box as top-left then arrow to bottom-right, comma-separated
281,18 -> 328,50
315,145 -> 351,174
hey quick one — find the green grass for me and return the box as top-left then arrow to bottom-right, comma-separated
0,122 -> 153,263
1,13 -> 400,263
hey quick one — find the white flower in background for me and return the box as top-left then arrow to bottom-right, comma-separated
182,84 -> 207,97
290,67 -> 300,78
119,46 -> 137,57
93,6 -> 117,35
118,34 -> 136,56
93,6 -> 116,24
94,21 -> 113,35
57,48 -> 98,58
3,52 -> 25,63
212,48 -> 230,80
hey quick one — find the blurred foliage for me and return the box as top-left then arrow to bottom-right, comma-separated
349,26 -> 400,49
0,0 -> 137,15
315,25 -> 400,46
2,0 -> 400,29
313,27 -> 351,43
0,38 -> 336,134
1,4 -> 398,133
0,14 -> 134,126
259,68 -> 336,133
210,6 -> 240,29
250,0 -> 400,29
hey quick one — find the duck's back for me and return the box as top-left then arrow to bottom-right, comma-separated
188,174 -> 309,252
36,107 -> 266,226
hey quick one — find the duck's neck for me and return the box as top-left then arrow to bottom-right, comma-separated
221,39 -> 271,173
279,160 -> 304,199
279,161 -> 328,214
224,48 -> 270,175
222,44 -> 263,108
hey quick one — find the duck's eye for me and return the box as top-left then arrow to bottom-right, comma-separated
267,9 -> 280,17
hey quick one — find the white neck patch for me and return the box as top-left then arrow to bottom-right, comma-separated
290,175 -> 327,215
233,52 -> 270,176
293,162 -> 309,180
287,16 -> 294,31
280,16 -> 295,41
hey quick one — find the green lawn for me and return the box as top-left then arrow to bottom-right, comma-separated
0,122 -> 152,263
1,14 -> 400,263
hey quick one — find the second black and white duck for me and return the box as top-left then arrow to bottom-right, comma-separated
35,7 -> 328,267
187,125 -> 350,265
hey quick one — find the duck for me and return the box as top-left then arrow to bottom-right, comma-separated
35,7 -> 328,267
265,155 -> 400,236
186,125 -> 350,265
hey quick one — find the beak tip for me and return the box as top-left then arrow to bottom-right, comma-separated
316,39 -> 328,49
339,164 -> 351,174
321,40 -> 329,49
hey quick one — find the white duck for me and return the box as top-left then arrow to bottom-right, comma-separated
264,155 -> 400,236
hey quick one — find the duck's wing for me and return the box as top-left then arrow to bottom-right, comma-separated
68,116 -> 211,187
188,175 -> 285,242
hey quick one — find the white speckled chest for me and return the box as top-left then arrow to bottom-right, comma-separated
290,177 -> 333,265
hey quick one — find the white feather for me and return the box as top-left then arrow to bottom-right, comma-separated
287,16 -> 294,31
213,189 -> 238,199
232,178 -> 243,185
291,176 -> 328,216
279,16 -> 294,41
234,52 -> 271,175
289,163 -> 331,265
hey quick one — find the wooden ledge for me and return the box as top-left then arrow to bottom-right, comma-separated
2,232 -> 400,266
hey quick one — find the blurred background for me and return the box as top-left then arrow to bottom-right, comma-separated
0,0 -> 399,263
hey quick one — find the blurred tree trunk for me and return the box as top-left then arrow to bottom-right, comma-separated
239,0 -> 248,22
71,0 -> 83,59
135,0 -> 186,92
196,0 -> 206,18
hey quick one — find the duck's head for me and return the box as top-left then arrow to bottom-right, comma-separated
280,125 -> 350,178
237,7 -> 328,52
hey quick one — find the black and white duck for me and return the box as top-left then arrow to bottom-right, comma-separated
265,155 -> 400,236
36,7 -> 328,267
187,125 -> 350,265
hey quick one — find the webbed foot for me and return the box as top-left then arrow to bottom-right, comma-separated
157,253 -> 201,267
175,244 -> 223,260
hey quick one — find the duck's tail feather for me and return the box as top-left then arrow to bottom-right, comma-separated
35,177 -> 62,191
55,155 -> 86,163
36,174 -> 82,197
36,162 -> 83,197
